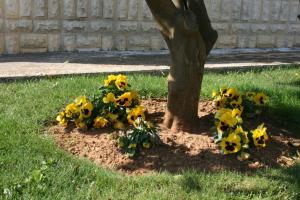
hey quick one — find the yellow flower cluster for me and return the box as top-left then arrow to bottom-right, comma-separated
56,74 -> 161,157
212,86 -> 269,160
56,96 -> 94,128
104,74 -> 128,90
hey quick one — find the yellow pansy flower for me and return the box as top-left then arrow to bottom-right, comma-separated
219,110 -> 238,127
127,106 -> 146,125
232,108 -> 242,118
104,75 -> 117,86
115,74 -> 128,90
220,86 -> 229,96
213,97 -> 226,108
56,111 -> 68,126
252,123 -> 268,148
74,96 -> 87,107
220,133 -> 242,154
253,92 -> 268,105
81,102 -> 94,118
234,126 -> 249,144
225,88 -> 239,98
93,117 -> 108,128
230,100 -> 240,108
116,92 -> 133,107
217,121 -> 229,133
103,92 -> 116,104
245,92 -> 256,100
65,103 -> 79,118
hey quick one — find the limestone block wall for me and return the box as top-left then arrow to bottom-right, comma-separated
0,0 -> 299,54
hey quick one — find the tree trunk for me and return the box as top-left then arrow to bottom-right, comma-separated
145,0 -> 218,131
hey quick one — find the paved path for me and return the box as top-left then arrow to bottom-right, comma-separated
0,49 -> 300,79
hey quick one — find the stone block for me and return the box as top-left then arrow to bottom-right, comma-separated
212,23 -> 230,33
237,34 -> 248,48
5,34 -> 19,54
90,0 -> 103,17
102,35 -> 113,50
276,35 -> 287,48
48,0 -> 60,18
271,0 -> 281,21
63,0 -> 75,18
237,35 -> 256,48
218,34 -> 237,48
288,24 -> 300,34
116,0 -> 127,19
251,0 -> 261,21
140,22 -> 158,32
63,34 -> 76,51
34,20 -> 60,32
231,23 -> 250,33
114,35 -> 126,51
210,0 -> 221,21
116,21 -> 138,32
220,0 -> 232,21
20,0 -> 31,17
289,1 -> 299,22
127,35 -> 150,50
0,34 -> 4,54
6,20 -> 33,32
21,34 -> 47,49
257,35 -> 275,48
63,21 -> 87,32
279,0 -> 289,22
142,1 -> 152,20
270,24 -> 287,33
247,35 -> 257,48
90,21 -> 113,32
76,34 -> 101,48
0,19 -> 3,32
128,0 -> 138,20
250,24 -> 269,33
286,35 -> 295,48
5,0 -> 19,19
0,0 -> 3,18
103,0 -> 113,19
77,0 -> 88,18
33,0 -> 46,17
261,0 -> 271,21
48,34 -> 61,52
151,36 -> 167,50
241,0 -> 252,20
294,36 -> 300,47
232,0 -> 241,21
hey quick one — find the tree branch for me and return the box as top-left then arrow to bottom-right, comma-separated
145,0 -> 179,32
187,0 -> 218,54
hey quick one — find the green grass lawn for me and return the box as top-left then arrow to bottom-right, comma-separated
0,66 -> 299,199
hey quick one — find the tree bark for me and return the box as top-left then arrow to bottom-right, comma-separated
146,0 -> 218,131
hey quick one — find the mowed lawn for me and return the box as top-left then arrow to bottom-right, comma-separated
0,66 -> 299,199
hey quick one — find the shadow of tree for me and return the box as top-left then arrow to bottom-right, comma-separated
115,134 -> 296,174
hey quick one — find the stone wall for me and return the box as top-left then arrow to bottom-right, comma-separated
0,0 -> 299,54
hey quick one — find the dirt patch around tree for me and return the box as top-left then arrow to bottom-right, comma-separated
48,99 -> 300,175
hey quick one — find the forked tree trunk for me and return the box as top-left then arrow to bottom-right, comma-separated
146,0 -> 218,131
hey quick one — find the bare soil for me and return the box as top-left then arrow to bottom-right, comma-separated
49,99 -> 300,175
